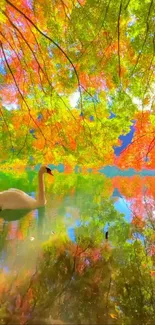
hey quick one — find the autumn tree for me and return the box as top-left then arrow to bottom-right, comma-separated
0,0 -> 154,166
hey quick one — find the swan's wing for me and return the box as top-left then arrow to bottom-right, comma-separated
0,190 -> 37,210
7,189 -> 31,197
2,189 -> 34,198
8,188 -> 25,194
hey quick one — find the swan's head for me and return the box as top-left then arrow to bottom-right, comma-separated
46,166 -> 54,176
40,165 -> 54,175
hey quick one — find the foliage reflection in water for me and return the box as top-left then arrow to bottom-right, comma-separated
0,170 -> 155,324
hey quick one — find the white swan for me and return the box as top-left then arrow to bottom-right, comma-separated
0,165 -> 53,210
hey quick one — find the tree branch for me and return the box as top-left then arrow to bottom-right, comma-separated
118,1 -> 122,79
5,0 -> 83,112
0,42 -> 47,146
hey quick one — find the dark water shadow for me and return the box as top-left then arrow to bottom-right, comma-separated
0,206 -> 46,222
0,208 -> 33,221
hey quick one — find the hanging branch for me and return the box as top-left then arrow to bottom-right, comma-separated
77,0 -> 112,61
0,29 -> 28,96
60,0 -> 71,21
119,131 -> 155,156
0,106 -> 14,157
145,136 -> 155,160
124,0 -> 131,10
3,12 -> 49,96
1,20 -> 62,154
131,0 -> 154,76
5,11 -> 79,126
0,32 -> 33,157
5,0 -> 83,112
0,46 -> 14,157
0,42 -> 47,147
16,118 -> 31,157
26,22 -> 78,122
117,1 -> 122,79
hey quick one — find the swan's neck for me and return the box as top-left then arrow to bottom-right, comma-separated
38,171 -> 46,205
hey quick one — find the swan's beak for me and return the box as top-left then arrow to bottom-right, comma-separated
46,167 -> 54,175
49,170 -> 54,176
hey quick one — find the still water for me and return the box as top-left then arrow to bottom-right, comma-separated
0,169 -> 155,324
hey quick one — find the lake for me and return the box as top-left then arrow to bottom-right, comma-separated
0,169 -> 155,324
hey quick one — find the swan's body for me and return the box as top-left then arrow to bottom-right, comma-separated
0,166 -> 53,210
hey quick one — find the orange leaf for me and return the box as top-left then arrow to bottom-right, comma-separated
110,313 -> 117,319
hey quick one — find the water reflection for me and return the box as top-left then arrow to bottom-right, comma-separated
0,208 -> 33,221
0,172 -> 154,324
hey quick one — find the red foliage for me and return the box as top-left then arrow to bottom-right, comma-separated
115,112 -> 155,170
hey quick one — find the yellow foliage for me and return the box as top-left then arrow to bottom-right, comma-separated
0,0 -> 6,23
110,313 -> 118,319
